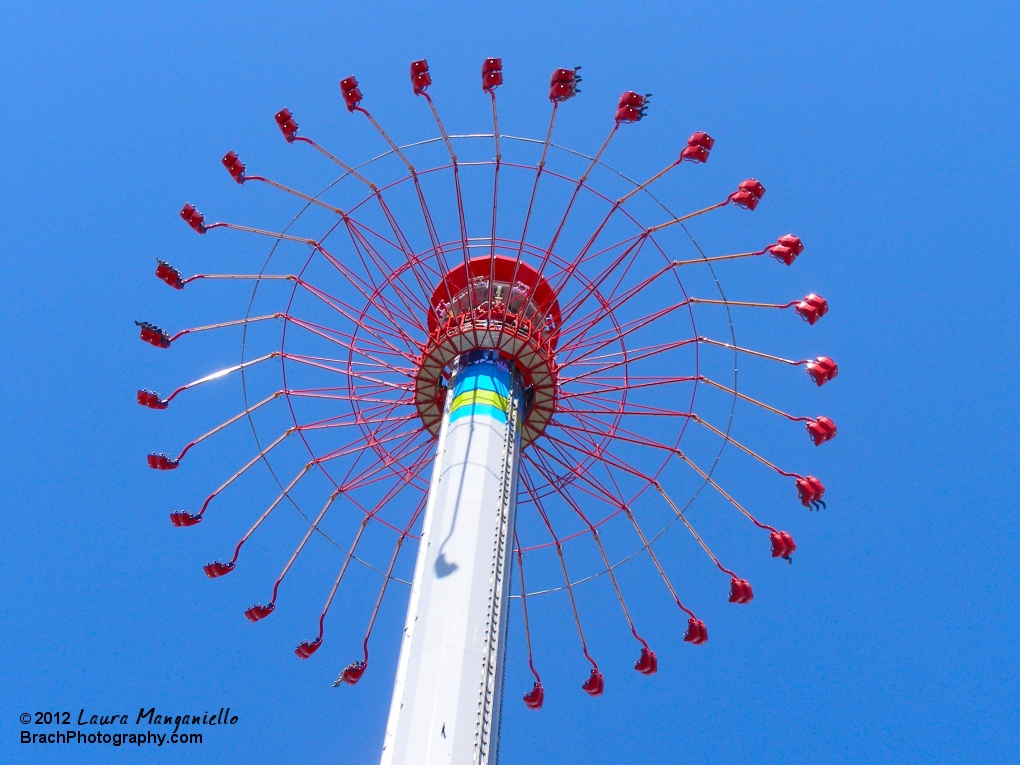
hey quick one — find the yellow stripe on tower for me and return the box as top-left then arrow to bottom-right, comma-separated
450,389 -> 508,414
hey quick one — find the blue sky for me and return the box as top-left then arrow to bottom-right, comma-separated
2,2 -> 1018,764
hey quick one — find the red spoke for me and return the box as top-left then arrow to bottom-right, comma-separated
527,442 -> 699,624
698,377 -> 811,422
308,449 -> 434,649
265,489 -> 342,606
338,493 -> 428,683
534,121 -> 620,281
167,314 -> 282,344
351,105 -> 462,321
555,414 -> 782,533
284,315 -> 418,372
217,420 -> 425,564
652,483 -> 740,580
697,336 -> 806,365
548,236 -> 655,336
170,391 -> 283,462
557,302 -> 694,368
524,451 -> 651,653
557,400 -> 696,417
282,354 -> 414,393
520,464 -> 601,674
204,218 -> 422,337
558,341 -> 699,386
340,218 -> 434,332
288,129 -> 445,313
417,91 -> 471,300
514,533 -> 542,686
495,102 -> 558,354
163,353 -> 279,403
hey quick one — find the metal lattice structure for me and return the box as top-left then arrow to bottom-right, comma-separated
139,59 -> 838,764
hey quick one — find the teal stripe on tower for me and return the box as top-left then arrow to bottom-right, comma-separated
449,358 -> 511,424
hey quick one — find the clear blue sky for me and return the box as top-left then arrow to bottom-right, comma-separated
2,2 -> 1018,764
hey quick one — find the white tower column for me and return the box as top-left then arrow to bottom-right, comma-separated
381,350 -> 522,765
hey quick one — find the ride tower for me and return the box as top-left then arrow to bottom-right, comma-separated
383,256 -> 559,765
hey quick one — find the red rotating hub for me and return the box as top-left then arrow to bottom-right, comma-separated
414,255 -> 561,446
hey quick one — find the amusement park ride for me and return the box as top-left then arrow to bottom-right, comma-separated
139,58 -> 837,764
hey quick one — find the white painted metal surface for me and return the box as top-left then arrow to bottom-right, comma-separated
381,352 -> 522,765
